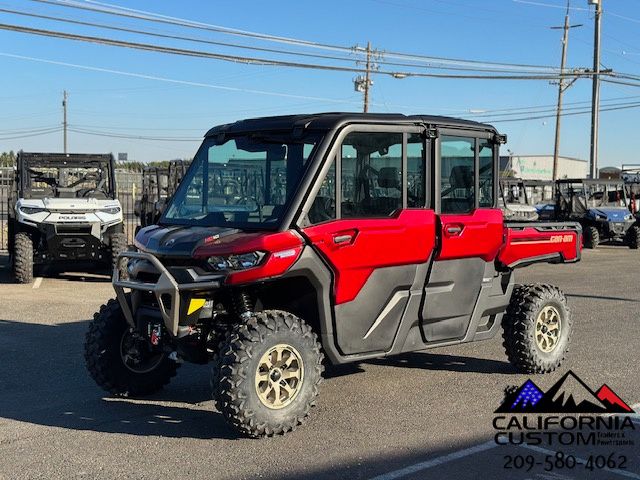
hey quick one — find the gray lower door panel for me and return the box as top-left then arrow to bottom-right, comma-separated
334,265 -> 416,354
420,258 -> 485,342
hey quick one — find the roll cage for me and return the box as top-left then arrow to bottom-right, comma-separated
15,152 -> 117,200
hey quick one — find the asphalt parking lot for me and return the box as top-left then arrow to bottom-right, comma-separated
0,247 -> 638,480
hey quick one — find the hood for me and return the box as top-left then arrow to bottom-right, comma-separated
588,208 -> 631,221
503,203 -> 537,213
28,198 -> 120,212
135,224 -> 243,257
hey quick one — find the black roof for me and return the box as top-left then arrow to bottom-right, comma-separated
205,112 -> 498,137
18,152 -> 114,164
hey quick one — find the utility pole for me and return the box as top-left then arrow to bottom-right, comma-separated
589,0 -> 603,179
363,41 -> 372,113
551,2 -> 582,180
62,90 -> 68,154
353,41 -> 377,113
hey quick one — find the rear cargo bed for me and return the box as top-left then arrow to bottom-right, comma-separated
499,221 -> 582,268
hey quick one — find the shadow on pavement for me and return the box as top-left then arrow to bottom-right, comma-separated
0,254 -> 111,284
567,293 -> 639,303
0,318 -> 238,440
365,351 -> 518,375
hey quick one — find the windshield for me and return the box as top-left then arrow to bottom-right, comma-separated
23,161 -> 112,199
162,131 -> 322,228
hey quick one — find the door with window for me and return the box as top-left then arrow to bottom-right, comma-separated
302,127 -> 436,355
420,131 -> 503,342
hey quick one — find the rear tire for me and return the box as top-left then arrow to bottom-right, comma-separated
584,225 -> 599,249
626,225 -> 640,249
502,284 -> 572,374
13,232 -> 33,284
215,310 -> 324,437
84,298 -> 178,396
110,232 -> 127,273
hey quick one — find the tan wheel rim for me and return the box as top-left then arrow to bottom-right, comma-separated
535,306 -> 561,353
255,343 -> 304,409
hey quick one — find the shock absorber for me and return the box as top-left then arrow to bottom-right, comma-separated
233,290 -> 254,320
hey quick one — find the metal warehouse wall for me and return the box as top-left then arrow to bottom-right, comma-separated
501,155 -> 588,180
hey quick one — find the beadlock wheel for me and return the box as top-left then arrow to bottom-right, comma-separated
535,305 -> 561,353
255,343 -> 304,409
120,329 -> 165,374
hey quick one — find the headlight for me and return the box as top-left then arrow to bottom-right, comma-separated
100,206 -> 121,215
207,251 -> 265,271
625,214 -> 634,221
20,206 -> 46,215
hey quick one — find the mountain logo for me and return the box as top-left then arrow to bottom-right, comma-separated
496,370 -> 633,414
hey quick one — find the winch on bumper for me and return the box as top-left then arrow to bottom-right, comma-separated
113,251 -> 225,337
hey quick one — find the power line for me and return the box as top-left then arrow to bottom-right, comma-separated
512,0 -> 589,12
30,0 -> 563,72
0,51 -> 369,105
0,7 -> 563,75
67,127 -> 200,141
0,127 -> 62,140
0,22 -> 600,81
484,100 -> 640,123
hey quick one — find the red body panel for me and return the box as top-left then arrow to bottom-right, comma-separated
498,226 -> 581,268
192,230 -> 304,286
437,209 -> 504,261
302,210 -> 437,304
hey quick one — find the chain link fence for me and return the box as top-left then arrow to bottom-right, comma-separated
0,169 -> 143,251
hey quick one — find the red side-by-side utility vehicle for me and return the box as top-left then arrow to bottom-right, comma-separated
84,113 -> 581,437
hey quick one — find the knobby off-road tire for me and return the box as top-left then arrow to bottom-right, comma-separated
214,310 -> 324,438
583,225 -> 600,249
13,232 -> 34,284
110,232 -> 128,273
626,225 -> 640,250
502,284 -> 572,374
84,298 -> 178,396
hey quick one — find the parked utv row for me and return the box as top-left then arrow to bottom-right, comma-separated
85,113 -> 582,438
499,177 -> 640,249
134,159 -> 189,233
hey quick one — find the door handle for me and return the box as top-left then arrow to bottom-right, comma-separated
445,224 -> 463,237
333,234 -> 353,245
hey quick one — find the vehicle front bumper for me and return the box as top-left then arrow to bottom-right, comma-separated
113,251 -> 224,336
600,219 -> 635,238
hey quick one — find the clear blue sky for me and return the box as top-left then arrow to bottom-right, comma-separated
1,0 -> 640,166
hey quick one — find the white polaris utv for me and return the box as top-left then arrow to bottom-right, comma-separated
8,152 -> 126,283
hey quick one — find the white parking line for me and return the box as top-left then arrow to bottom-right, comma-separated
32,277 -> 42,289
367,441 -> 497,480
520,444 -> 640,480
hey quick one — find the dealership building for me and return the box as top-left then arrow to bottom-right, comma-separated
500,155 -> 588,180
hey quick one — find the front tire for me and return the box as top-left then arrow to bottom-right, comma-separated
584,225 -> 599,249
84,298 -> 178,396
215,310 -> 324,437
502,284 -> 572,374
13,232 -> 33,284
626,225 -> 640,250
109,232 -> 127,273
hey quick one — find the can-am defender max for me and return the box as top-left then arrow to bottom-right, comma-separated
85,114 -> 581,437
8,152 -> 125,283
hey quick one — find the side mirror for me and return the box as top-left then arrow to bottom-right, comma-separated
378,167 -> 401,189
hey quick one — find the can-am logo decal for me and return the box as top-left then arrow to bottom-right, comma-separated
495,370 -> 633,414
